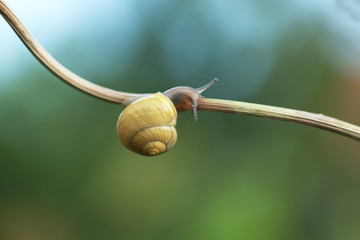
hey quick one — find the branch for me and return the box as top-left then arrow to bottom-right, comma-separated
1,0 -> 360,142
0,0 -> 141,103
198,98 -> 360,141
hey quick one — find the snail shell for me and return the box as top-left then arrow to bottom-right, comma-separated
117,93 -> 177,156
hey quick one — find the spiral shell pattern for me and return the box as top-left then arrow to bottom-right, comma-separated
117,93 -> 177,156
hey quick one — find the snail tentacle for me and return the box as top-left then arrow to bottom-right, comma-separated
196,78 -> 218,94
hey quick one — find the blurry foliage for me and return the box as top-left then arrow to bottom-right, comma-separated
1,0 -> 360,239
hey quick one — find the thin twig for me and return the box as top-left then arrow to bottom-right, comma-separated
1,0 -> 360,142
198,98 -> 360,141
0,0 -> 141,103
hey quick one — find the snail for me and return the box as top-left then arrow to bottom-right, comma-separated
116,79 -> 218,156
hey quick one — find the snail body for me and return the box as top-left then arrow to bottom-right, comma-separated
117,93 -> 178,156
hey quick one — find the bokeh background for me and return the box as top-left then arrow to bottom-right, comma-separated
1,0 -> 360,239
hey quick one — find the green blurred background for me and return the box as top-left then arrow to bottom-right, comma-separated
1,0 -> 360,239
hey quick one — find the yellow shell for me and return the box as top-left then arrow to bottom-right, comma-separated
117,93 -> 177,156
